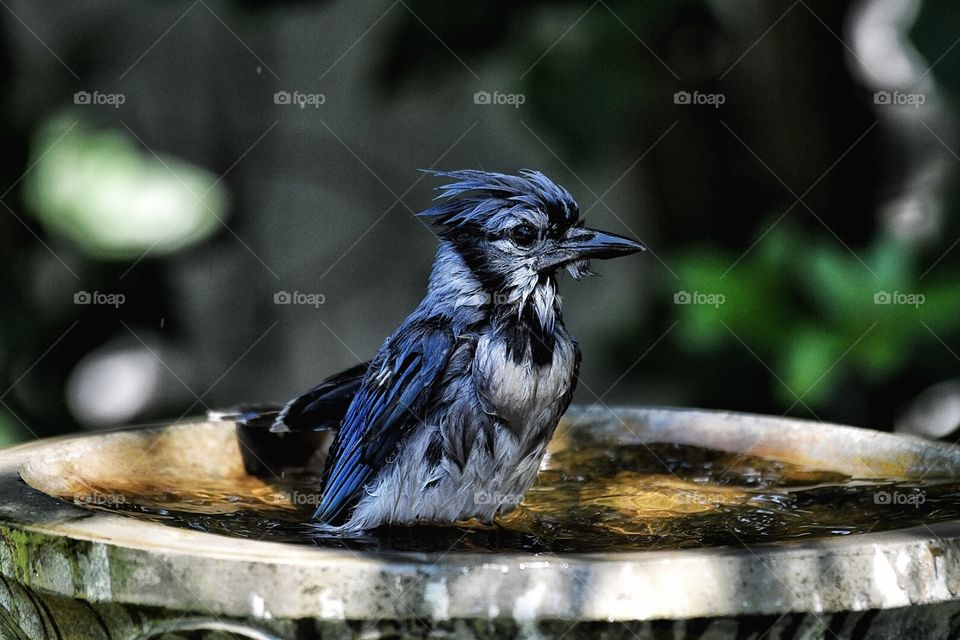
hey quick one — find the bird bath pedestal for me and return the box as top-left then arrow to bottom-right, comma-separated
1,406 -> 960,639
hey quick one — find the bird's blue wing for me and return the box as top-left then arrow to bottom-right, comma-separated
313,321 -> 454,524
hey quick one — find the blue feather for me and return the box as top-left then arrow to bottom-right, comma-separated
418,169 -> 580,231
312,322 -> 454,523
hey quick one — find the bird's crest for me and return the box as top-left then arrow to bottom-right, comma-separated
418,169 -> 580,232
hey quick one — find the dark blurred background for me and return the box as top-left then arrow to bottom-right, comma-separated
1,0 -> 959,446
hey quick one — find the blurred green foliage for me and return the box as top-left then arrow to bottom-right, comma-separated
672,223 -> 960,409
24,114 -> 228,260
0,414 -> 28,449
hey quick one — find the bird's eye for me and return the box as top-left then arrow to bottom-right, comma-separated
510,224 -> 538,247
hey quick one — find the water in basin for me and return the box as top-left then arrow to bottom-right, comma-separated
53,435 -> 960,554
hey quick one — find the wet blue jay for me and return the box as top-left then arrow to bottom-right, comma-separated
240,170 -> 643,531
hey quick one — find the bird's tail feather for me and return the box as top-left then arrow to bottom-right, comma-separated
207,406 -> 281,428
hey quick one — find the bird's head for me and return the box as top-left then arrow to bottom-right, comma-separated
419,170 -> 644,301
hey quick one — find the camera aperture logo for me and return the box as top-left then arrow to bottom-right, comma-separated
274,90 -> 326,109
874,290 -> 924,308
74,290 -> 125,308
74,90 -> 125,109
674,90 -> 725,108
674,290 -> 725,308
874,489 -> 925,508
473,90 -> 525,108
873,90 -> 925,108
274,290 -> 326,308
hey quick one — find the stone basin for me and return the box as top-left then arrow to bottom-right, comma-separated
1,406 -> 960,639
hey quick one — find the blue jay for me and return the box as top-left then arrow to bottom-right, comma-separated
241,170 -> 643,531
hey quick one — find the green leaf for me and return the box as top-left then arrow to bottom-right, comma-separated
780,328 -> 844,406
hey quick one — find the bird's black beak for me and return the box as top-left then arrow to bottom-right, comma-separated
539,226 -> 645,271
562,226 -> 646,260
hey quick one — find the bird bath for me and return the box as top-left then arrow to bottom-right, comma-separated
2,406 -> 960,639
